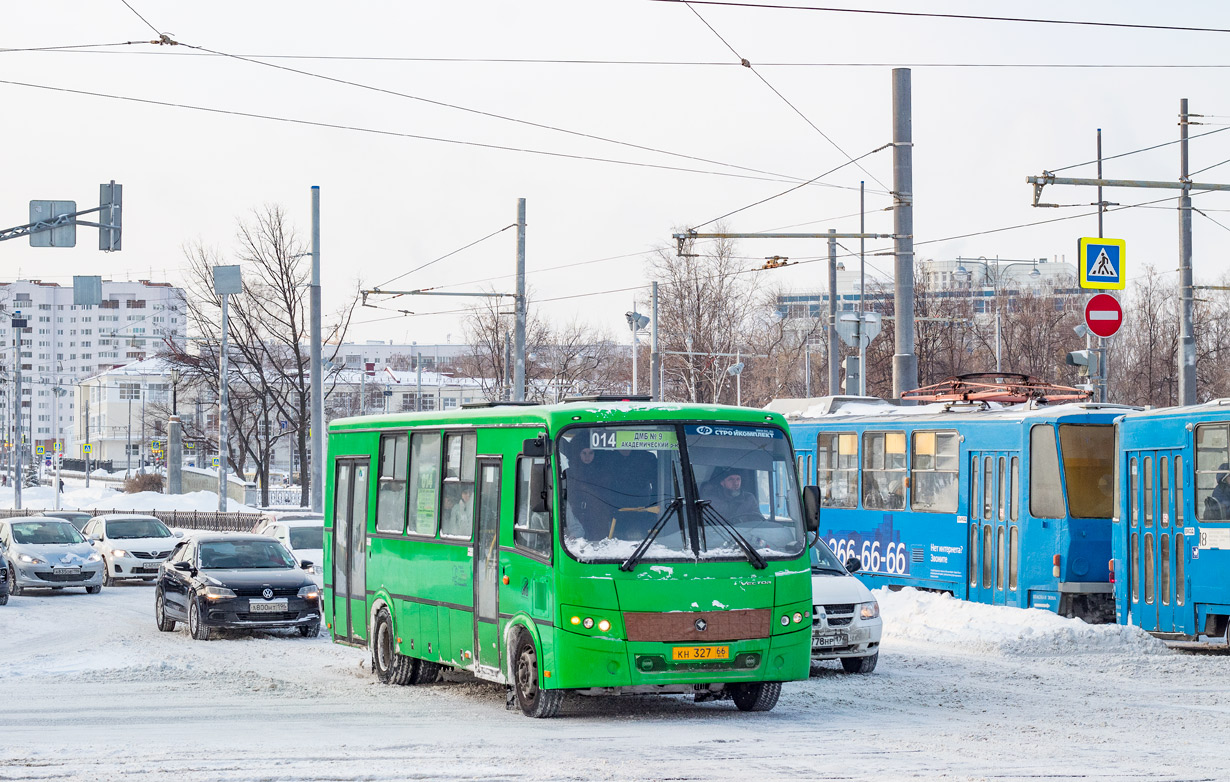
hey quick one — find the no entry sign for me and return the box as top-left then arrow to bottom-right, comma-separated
1084,293 -> 1123,338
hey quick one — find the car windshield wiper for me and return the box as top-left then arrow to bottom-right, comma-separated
811,565 -> 845,575
697,501 -> 768,569
619,497 -> 683,572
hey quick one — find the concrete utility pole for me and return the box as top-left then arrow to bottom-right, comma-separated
11,310 -> 23,509
891,68 -> 918,401
827,230 -> 839,395
651,281 -> 661,401
514,198 -> 527,402
1027,99 -> 1226,406
310,186 -> 323,513
218,294 -> 230,511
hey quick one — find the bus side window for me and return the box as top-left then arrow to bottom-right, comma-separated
375,433 -> 409,534
514,457 -> 552,557
408,432 -> 442,536
440,433 -> 476,539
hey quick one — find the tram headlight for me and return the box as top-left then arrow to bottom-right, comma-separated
859,601 -> 880,620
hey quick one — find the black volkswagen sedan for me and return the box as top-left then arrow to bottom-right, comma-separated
155,533 -> 321,640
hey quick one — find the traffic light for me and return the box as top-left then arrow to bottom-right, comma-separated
1065,350 -> 1100,377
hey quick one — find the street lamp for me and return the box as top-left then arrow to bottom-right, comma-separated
726,359 -> 746,406
625,311 -> 650,394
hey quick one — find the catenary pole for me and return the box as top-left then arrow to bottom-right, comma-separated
828,229 -> 839,395
859,180 -> 867,396
1179,99 -> 1197,405
514,198 -> 527,402
651,281 -> 660,401
892,68 -> 918,401
218,294 -> 229,512
310,186 -> 324,513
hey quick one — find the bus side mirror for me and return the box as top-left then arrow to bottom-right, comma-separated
529,459 -> 552,514
802,485 -> 821,532
522,437 -> 547,457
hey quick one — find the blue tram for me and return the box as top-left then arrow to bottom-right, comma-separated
1114,403 -> 1230,641
781,387 -> 1132,622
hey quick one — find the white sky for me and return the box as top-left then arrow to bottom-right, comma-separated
4,1 -> 1230,345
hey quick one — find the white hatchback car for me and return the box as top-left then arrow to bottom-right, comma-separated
810,539 -> 883,673
83,514 -> 180,586
256,517 -> 324,588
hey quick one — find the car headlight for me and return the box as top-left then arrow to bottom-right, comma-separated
297,585 -> 319,599
86,552 -> 102,563
859,600 -> 880,620
17,554 -> 44,565
110,549 -> 130,559
203,586 -> 236,599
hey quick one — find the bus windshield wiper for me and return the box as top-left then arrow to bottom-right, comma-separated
697,501 -> 768,569
619,497 -> 683,572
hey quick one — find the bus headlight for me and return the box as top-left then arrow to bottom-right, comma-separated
859,601 -> 880,620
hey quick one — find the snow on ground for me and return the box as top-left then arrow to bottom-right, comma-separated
0,481 -> 258,513
2,584 -> 1227,781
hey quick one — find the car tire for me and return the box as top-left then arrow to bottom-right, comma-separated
86,585 -> 101,594
7,563 -> 20,597
840,652 -> 878,674
299,621 -> 321,638
730,681 -> 782,712
513,630 -> 563,718
155,590 -> 177,632
0,580 -> 7,605
189,598 -> 212,641
372,607 -> 417,685
101,560 -> 113,588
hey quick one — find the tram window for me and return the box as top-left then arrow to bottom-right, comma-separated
1176,533 -> 1185,605
817,433 -> 858,508
407,432 -> 442,536
1143,457 -> 1154,527
1159,456 -> 1170,528
969,524 -> 978,587
996,526 -> 1005,590
1144,534 -> 1155,605
1113,428 -> 1122,523
970,455 -> 979,520
1010,457 -> 1020,522
862,431 -> 906,510
1194,423 -> 1230,521
910,430 -> 958,513
1130,532 -> 1139,603
514,458 -> 552,556
1160,533 -> 1171,606
1058,425 -> 1115,519
1030,425 -> 1066,519
1008,525 -> 1019,590
983,456 -> 993,520
1129,458 -> 1139,527
375,432 -> 409,534
440,433 -> 477,539
982,525 -> 992,588
998,457 -> 1007,521
796,454 -> 809,487
1176,456 -> 1185,524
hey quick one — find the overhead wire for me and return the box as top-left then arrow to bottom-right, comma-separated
1049,126 -> 1230,173
645,1 -> 1230,35
118,0 -> 163,38
372,224 -> 517,290
680,1 -> 890,192
0,78 -> 868,191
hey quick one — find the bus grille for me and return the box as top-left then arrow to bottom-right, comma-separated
623,609 -> 770,642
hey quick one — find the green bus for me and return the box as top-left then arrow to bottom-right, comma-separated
324,398 -> 818,717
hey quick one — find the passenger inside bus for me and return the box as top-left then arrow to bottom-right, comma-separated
702,467 -> 761,519
1204,463 -> 1230,520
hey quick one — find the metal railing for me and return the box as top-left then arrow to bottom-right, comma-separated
0,507 -> 263,532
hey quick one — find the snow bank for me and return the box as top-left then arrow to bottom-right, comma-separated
0,485 -> 257,513
879,587 -> 1169,657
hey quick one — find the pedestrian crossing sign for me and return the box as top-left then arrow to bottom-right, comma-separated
1078,237 -> 1126,290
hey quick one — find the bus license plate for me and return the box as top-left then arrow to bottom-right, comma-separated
249,599 -> 288,613
812,631 -> 847,647
670,645 -> 729,661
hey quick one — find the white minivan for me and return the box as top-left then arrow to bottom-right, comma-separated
810,539 -> 883,673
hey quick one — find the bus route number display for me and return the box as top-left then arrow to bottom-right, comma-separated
589,429 -> 678,451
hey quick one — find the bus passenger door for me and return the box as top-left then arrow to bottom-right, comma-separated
473,459 -> 502,672
331,457 -> 369,643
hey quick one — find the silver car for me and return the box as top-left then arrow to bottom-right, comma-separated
1,517 -> 104,595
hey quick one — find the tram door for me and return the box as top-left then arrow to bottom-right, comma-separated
968,451 -> 1016,606
1130,451 -> 1188,634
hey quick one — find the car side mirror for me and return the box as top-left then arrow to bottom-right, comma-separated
174,531 -> 184,538
845,556 -> 862,574
802,485 -> 821,533
300,560 -> 314,570
89,533 -> 102,542
173,561 -> 194,573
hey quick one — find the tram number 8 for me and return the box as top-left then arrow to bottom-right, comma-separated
829,538 -> 909,575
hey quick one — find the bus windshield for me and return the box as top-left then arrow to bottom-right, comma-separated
558,423 -> 806,564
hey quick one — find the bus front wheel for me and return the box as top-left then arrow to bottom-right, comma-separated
372,606 -> 418,686
730,681 -> 782,712
513,631 -> 563,718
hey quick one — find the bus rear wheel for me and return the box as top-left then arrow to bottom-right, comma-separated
730,681 -> 782,712
372,606 -> 418,685
513,631 -> 562,718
